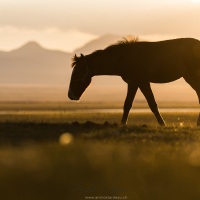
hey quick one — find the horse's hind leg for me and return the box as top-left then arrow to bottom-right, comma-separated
184,76 -> 200,126
139,82 -> 166,126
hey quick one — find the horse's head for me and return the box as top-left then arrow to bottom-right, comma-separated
68,54 -> 92,101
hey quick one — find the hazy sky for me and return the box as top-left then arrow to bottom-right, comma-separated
1,0 -> 200,52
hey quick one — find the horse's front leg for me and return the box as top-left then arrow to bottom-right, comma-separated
121,83 -> 138,125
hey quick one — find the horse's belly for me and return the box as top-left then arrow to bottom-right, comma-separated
147,68 -> 182,83
150,75 -> 181,83
143,54 -> 184,83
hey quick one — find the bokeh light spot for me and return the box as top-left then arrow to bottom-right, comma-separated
59,133 -> 74,145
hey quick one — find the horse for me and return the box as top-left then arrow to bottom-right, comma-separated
68,37 -> 200,126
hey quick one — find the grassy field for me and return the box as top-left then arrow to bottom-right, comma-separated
0,102 -> 200,200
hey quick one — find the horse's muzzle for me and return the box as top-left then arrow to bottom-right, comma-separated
68,90 -> 79,101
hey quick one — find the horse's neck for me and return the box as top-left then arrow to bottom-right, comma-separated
92,68 -> 120,76
88,55 -> 120,76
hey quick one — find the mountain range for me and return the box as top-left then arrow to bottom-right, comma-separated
0,34 -> 198,102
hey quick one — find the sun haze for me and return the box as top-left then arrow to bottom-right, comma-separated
0,0 -> 200,51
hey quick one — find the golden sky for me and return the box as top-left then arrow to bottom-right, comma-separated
0,0 -> 200,52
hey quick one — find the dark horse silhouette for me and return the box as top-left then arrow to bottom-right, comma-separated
68,38 -> 200,126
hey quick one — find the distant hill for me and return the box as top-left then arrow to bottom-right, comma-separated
0,41 -> 71,85
74,34 -> 122,55
0,35 -> 198,102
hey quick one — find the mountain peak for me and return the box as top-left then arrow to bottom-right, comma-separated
20,41 -> 43,50
10,41 -> 46,55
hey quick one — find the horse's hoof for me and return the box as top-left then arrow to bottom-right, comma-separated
159,122 -> 166,126
120,122 -> 127,126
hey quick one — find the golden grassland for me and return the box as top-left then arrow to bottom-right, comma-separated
0,102 -> 200,200
0,101 -> 198,111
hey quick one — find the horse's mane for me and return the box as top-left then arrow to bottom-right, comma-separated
71,36 -> 139,68
92,36 -> 139,55
105,36 -> 139,51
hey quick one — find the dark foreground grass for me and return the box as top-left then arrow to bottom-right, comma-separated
0,112 -> 200,200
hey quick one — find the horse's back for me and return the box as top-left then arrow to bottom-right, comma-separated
123,38 -> 200,83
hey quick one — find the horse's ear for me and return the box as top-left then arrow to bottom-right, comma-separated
74,54 -> 79,62
81,54 -> 84,58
